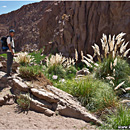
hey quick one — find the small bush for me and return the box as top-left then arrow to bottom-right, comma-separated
66,66 -> 77,79
114,58 -> 130,86
95,56 -> 114,79
19,65 -> 43,80
17,94 -> 30,111
55,76 -> 117,112
95,57 -> 130,90
102,105 -> 130,129
47,65 -> 66,79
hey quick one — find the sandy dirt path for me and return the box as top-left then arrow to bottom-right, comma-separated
0,104 -> 97,130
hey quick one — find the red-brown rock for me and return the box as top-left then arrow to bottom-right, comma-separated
38,1 -> 130,57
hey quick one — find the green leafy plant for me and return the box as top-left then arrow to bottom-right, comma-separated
17,94 -> 30,111
66,66 -> 77,79
19,65 -> 43,80
29,49 -> 46,64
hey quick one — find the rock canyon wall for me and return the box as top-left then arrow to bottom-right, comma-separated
0,1 -> 129,56
39,1 -> 130,57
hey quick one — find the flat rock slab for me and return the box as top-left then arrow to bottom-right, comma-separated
31,88 -> 59,103
13,79 -> 29,92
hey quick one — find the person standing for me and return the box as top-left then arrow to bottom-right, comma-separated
7,29 -> 15,76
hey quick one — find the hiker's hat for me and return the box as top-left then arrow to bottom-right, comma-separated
9,29 -> 15,33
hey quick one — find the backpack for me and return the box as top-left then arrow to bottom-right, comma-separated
1,36 -> 12,52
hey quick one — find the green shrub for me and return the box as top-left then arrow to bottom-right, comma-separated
17,94 -> 30,111
114,58 -> 130,86
102,105 -> 130,129
95,56 -> 114,79
47,64 -> 66,79
95,57 -> 130,89
19,65 -> 43,80
55,76 -> 117,112
29,49 -> 46,64
66,66 -> 77,79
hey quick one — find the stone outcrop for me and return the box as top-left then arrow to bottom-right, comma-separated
0,56 -> 102,125
38,1 -> 130,57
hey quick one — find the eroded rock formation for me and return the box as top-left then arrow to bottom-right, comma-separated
39,1 -> 130,57
0,56 -> 102,126
0,1 -> 129,57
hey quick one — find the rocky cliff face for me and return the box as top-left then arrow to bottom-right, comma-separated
0,1 -> 50,52
0,1 -> 129,57
38,1 -> 130,57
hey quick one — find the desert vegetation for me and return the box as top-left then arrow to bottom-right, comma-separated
4,32 -> 129,129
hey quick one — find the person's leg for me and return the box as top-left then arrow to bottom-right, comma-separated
10,53 -> 14,73
7,52 -> 13,76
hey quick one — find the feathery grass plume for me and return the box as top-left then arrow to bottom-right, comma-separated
80,32 -> 129,79
110,62 -> 113,70
75,49 -> 78,61
109,35 -> 115,52
113,58 -> 117,67
112,51 -> 115,58
92,45 -> 96,57
81,59 -> 92,67
123,48 -> 130,57
46,53 -> 75,68
114,81 -> 125,90
125,87 -> 130,91
116,32 -> 126,40
14,52 -> 34,66
117,38 -> 124,48
120,42 -> 129,54
94,43 -> 100,56
106,76 -> 115,80
104,43 -> 109,58
110,80 -> 115,86
101,33 -> 107,50
83,56 -> 93,64
81,51 -> 84,61
87,54 -> 93,61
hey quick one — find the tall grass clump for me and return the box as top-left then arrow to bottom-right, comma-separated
102,105 -> 130,129
78,32 -> 130,93
14,52 -> 34,66
17,94 -> 30,111
19,65 -> 43,80
55,76 -> 117,112
45,53 -> 76,79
